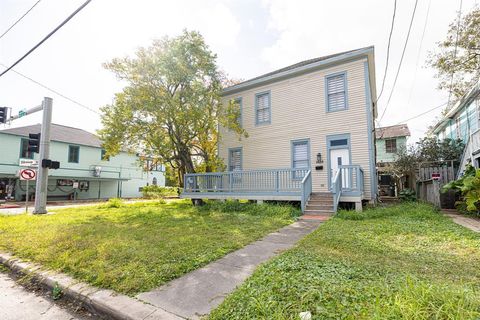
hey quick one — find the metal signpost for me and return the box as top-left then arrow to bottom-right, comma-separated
19,168 -> 37,213
7,97 -> 55,214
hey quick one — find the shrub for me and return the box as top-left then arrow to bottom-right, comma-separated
142,186 -> 179,199
104,198 -> 124,208
443,165 -> 480,215
399,188 -> 416,202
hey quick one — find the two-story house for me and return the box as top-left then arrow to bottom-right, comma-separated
182,46 -> 378,214
432,80 -> 480,175
375,124 -> 410,197
0,123 -> 165,202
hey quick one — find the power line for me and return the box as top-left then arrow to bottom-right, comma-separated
406,0 -> 432,107
394,101 -> 448,125
0,0 -> 42,40
0,0 -> 92,79
377,0 -> 397,101
379,0 -> 419,123
0,62 -> 100,115
447,0 -> 464,107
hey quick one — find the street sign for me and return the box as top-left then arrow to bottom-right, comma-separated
19,158 -> 39,167
20,169 -> 37,181
18,109 -> 27,118
432,173 -> 441,181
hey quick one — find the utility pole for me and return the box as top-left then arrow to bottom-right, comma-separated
33,97 -> 52,214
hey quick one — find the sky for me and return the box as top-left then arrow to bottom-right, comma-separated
0,0 -> 477,144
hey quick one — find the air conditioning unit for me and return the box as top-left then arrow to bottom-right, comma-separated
93,166 -> 102,177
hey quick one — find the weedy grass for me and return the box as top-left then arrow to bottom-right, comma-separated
209,202 -> 480,319
0,200 -> 298,295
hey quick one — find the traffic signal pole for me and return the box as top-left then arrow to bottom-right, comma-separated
33,97 -> 52,214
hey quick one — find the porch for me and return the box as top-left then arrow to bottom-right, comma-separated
181,165 -> 365,213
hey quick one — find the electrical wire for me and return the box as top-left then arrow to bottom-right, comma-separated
0,62 -> 100,115
0,0 -> 92,79
394,101 -> 448,125
406,0 -> 432,107
377,0 -> 397,101
379,0 -> 419,123
0,0 -> 42,40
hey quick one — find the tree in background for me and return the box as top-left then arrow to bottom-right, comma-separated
389,137 -> 465,185
98,30 -> 246,186
428,7 -> 480,107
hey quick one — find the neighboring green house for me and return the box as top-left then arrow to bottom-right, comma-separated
432,80 -> 480,175
375,124 -> 410,197
0,123 -> 165,201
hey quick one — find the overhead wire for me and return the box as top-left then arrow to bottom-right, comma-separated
0,0 -> 42,40
379,0 -> 420,124
0,0 -> 92,79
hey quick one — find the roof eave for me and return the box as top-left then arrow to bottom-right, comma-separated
221,46 -> 374,97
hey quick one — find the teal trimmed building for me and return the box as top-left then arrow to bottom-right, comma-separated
432,80 -> 480,174
375,124 -> 410,197
0,124 -> 165,201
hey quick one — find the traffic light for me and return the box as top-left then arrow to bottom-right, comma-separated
28,133 -> 41,153
0,107 -> 8,124
41,159 -> 60,169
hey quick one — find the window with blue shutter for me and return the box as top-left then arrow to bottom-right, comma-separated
292,140 -> 310,178
228,148 -> 242,171
326,73 -> 347,112
255,92 -> 271,125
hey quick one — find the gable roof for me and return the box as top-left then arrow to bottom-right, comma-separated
0,123 -> 102,148
222,46 -> 375,96
375,124 -> 410,139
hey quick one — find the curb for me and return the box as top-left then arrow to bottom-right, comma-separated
0,253 -> 183,320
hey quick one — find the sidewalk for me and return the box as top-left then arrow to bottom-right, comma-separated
137,219 -> 322,319
0,272 -> 85,320
443,209 -> 480,232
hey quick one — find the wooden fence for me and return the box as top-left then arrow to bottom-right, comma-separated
417,161 -> 457,208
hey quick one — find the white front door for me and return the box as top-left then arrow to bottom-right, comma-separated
330,148 -> 350,188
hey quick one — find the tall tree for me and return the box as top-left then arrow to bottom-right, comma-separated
428,7 -> 480,105
98,30 -> 245,185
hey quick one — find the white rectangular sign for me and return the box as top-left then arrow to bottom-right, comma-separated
19,159 -> 38,167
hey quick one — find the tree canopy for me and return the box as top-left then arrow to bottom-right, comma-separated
428,7 -> 480,106
98,30 -> 246,185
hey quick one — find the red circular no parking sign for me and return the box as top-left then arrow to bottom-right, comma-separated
20,169 -> 36,180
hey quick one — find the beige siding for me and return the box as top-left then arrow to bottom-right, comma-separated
219,58 -> 374,200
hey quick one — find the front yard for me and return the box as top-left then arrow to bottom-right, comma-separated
0,200 -> 298,295
210,203 -> 480,319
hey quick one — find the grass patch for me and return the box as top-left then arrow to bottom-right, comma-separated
0,200 -> 298,295
209,203 -> 480,319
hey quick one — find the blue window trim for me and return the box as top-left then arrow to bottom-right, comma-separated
234,97 -> 242,128
228,147 -> 243,171
326,133 -> 351,190
68,145 -> 80,163
291,138 -> 311,180
364,61 -> 377,200
325,71 -> 348,113
255,90 -> 271,126
19,138 -> 34,159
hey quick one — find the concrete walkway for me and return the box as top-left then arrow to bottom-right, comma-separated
137,220 -> 322,319
0,272 -> 84,320
443,209 -> 480,232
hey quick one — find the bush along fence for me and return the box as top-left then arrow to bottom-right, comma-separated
442,165 -> 480,216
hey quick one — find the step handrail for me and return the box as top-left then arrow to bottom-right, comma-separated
332,169 -> 342,212
300,170 -> 312,212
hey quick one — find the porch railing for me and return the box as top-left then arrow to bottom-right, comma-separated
184,168 -> 310,195
332,165 -> 364,211
300,170 -> 312,212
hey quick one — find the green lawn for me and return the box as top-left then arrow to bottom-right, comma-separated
209,203 -> 480,320
0,200 -> 298,295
